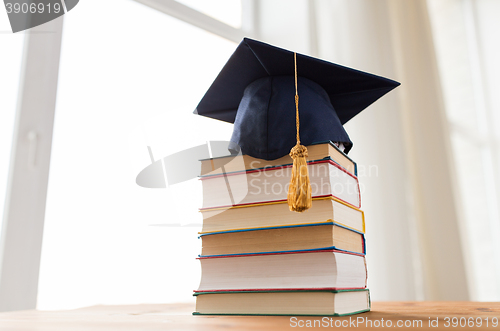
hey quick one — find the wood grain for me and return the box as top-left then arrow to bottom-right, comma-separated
0,302 -> 498,330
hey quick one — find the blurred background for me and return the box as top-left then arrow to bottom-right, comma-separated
0,0 -> 499,311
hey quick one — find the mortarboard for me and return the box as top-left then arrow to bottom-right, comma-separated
195,37 -> 400,212
194,37 -> 400,161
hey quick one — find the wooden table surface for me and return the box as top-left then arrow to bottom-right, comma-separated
0,302 -> 499,330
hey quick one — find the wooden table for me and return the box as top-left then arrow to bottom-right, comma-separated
0,302 -> 499,330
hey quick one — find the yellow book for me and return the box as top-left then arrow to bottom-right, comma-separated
200,196 -> 365,234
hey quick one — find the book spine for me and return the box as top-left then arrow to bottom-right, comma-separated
198,246 -> 365,258
199,159 -> 357,180
197,249 -> 365,260
194,288 -> 369,294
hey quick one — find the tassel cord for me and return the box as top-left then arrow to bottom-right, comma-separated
287,52 -> 312,213
294,52 -> 300,145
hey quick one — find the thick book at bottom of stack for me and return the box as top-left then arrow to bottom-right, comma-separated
194,289 -> 370,316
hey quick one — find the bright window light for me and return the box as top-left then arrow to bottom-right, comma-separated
176,0 -> 242,28
38,0 -> 237,310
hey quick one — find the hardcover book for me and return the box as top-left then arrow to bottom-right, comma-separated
194,289 -> 370,316
196,250 -> 367,292
200,141 -> 357,177
201,159 -> 361,209
200,197 -> 365,234
200,223 -> 365,257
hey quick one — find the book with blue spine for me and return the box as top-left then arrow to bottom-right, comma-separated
199,222 -> 365,257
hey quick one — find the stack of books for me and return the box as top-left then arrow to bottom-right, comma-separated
194,142 -> 370,316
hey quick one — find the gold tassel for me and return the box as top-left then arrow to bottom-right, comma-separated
287,53 -> 312,212
288,143 -> 312,212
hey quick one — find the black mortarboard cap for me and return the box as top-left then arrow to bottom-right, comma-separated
194,38 -> 400,160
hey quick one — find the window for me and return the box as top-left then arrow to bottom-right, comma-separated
38,0 -> 238,310
176,0 -> 242,28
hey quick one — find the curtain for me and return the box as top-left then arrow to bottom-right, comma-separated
256,0 -> 500,300
427,0 -> 500,301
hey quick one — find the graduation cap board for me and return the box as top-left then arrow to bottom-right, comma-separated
194,38 -> 400,159
194,37 -> 400,212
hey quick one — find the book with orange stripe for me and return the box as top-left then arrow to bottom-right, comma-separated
200,159 -> 361,210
